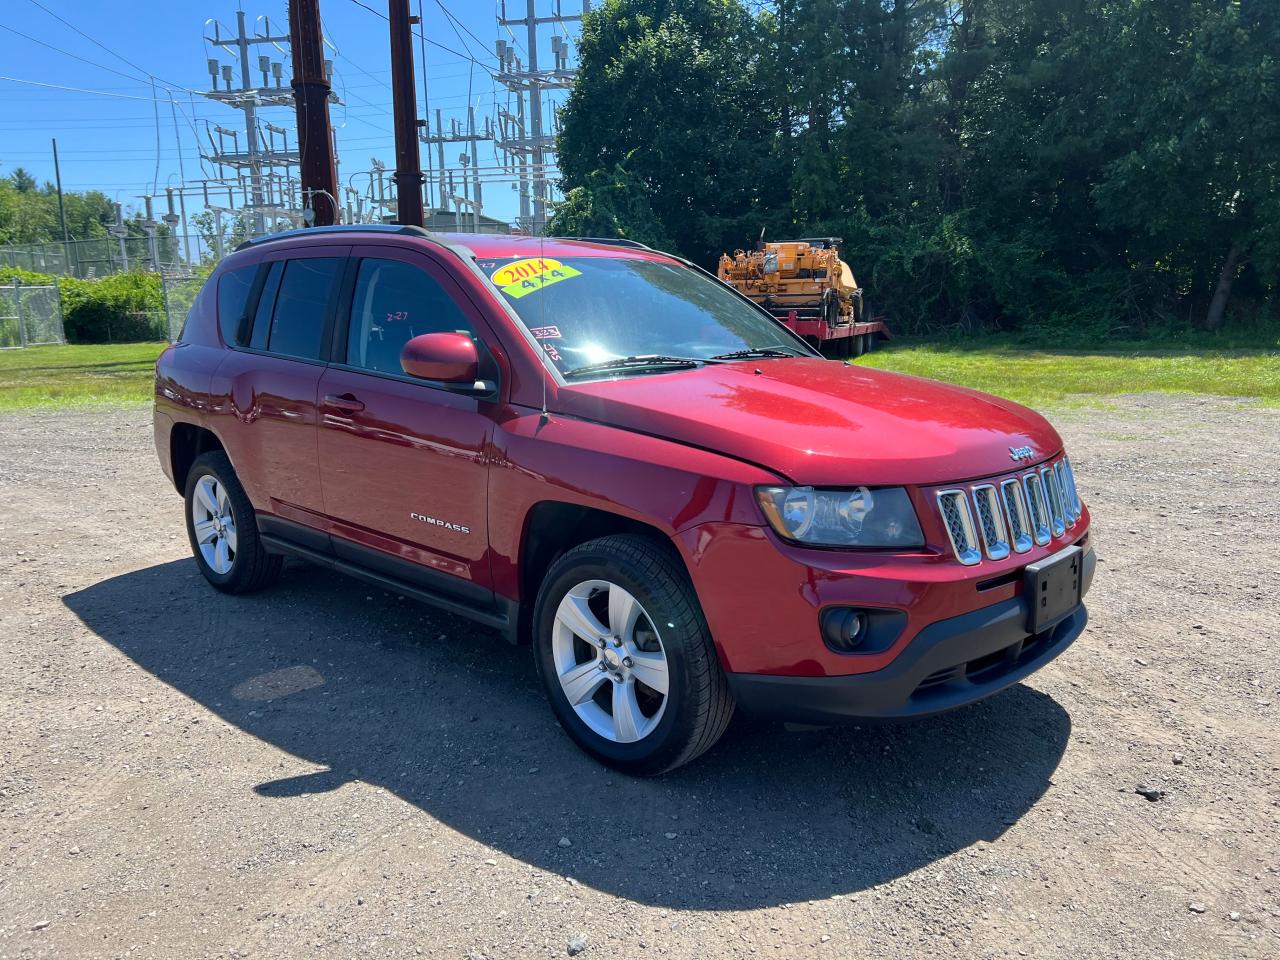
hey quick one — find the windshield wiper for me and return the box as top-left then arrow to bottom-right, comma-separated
562,355 -> 711,379
710,346 -> 805,361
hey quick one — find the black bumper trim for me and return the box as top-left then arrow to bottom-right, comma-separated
727,595 -> 1087,724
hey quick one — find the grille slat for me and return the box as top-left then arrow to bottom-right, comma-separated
1054,461 -> 1077,525
1000,478 -> 1033,553
1023,472 -> 1052,546
1061,457 -> 1082,520
972,484 -> 1010,560
937,490 -> 982,566
1041,466 -> 1067,537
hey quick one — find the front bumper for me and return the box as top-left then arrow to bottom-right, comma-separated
727,590 -> 1087,724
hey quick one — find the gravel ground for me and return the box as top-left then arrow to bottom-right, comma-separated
1,395 -> 1277,960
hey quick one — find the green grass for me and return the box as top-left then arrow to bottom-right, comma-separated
856,337 -> 1280,407
0,342 -> 166,410
2,337 -> 1278,412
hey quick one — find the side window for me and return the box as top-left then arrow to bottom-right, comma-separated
345,258 -> 474,374
265,257 -> 344,361
216,265 -> 258,346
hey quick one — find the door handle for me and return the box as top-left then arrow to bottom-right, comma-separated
322,393 -> 365,413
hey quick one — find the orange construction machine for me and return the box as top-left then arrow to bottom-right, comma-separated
717,237 -> 889,358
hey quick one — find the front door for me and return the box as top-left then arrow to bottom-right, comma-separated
316,246 -> 496,603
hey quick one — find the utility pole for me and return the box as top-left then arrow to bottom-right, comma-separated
388,0 -> 425,227
51,137 -> 71,275
524,1 -> 546,230
235,11 -> 265,234
289,0 -> 339,225
51,139 -> 69,244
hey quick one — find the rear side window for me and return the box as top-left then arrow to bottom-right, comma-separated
345,258 -> 474,374
217,265 -> 258,346
265,257 -> 344,361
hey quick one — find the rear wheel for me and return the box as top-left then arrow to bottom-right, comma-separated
184,451 -> 283,593
533,535 -> 734,775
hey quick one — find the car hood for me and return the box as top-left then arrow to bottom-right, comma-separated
554,358 -> 1063,486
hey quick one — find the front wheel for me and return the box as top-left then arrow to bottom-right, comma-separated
533,535 -> 734,775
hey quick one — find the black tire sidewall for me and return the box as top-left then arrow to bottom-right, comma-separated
532,540 -> 708,772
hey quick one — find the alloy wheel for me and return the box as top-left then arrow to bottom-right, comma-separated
551,579 -> 670,744
191,475 -> 237,575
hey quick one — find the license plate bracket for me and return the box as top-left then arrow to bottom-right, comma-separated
1024,545 -> 1083,634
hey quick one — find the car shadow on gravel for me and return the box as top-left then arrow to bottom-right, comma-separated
66,558 -> 1072,911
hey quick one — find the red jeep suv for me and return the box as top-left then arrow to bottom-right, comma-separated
155,226 -> 1094,774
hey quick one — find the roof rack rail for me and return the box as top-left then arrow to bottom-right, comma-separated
552,236 -> 653,251
234,223 -> 434,252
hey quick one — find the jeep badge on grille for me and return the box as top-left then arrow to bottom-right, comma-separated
1009,445 -> 1035,462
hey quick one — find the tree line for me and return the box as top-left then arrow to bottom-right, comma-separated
549,0 -> 1279,340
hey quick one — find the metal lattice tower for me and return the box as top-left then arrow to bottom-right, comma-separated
202,10 -> 337,235
421,0 -> 589,234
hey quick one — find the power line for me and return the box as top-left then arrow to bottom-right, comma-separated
0,75 -> 181,101
430,0 -> 493,64
346,0 -> 494,70
0,22 -> 164,88
22,0 -> 194,94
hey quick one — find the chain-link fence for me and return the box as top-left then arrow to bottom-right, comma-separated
0,234 -> 199,280
161,275 -> 207,342
0,283 -> 66,349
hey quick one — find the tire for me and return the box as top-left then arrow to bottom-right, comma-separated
851,332 -> 866,359
532,534 -> 734,775
184,451 -> 284,594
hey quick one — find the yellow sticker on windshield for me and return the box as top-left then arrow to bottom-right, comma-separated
492,257 -> 582,299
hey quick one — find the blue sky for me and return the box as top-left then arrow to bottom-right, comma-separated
0,0 -> 580,226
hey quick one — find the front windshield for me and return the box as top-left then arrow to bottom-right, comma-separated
478,254 -> 812,377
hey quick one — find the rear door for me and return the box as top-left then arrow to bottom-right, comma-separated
316,245 -> 497,602
213,247 -> 348,543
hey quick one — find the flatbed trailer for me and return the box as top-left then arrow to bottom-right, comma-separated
778,307 -> 891,359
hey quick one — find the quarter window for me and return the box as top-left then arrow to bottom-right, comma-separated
216,265 -> 257,346
265,257 -> 344,361
345,258 -> 474,374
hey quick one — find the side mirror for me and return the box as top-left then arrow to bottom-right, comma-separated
400,332 -> 479,383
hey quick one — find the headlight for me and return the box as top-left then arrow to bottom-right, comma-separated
755,486 -> 925,548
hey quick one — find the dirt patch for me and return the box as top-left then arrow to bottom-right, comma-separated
1,395 -> 1277,959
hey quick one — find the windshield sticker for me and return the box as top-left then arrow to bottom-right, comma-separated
542,343 -> 562,362
529,324 -> 562,340
492,258 -> 582,299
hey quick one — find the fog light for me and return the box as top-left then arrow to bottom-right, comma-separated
820,607 -> 868,652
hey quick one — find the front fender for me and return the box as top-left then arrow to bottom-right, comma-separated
487,408 -> 777,600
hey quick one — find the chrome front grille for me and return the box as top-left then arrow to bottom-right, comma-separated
936,457 -> 1082,564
